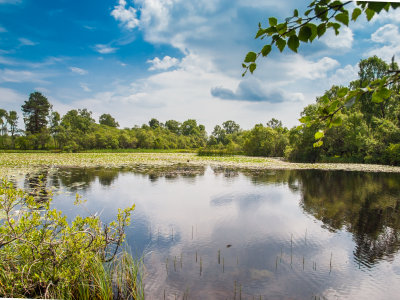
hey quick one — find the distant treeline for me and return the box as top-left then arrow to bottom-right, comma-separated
1,55 -> 399,165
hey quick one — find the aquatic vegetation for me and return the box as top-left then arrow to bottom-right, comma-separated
1,153 -> 400,177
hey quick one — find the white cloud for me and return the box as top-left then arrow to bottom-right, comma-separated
320,26 -> 353,50
80,83 -> 91,92
371,7 -> 400,24
70,66 -> 88,75
111,0 -> 140,30
285,55 -> 340,80
147,56 -> 179,71
365,24 -> 400,61
0,26 -> 6,32
94,44 -> 118,54
0,69 -> 49,84
18,38 -> 37,46
329,64 -> 359,87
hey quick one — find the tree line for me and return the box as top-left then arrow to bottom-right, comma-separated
1,55 -> 399,165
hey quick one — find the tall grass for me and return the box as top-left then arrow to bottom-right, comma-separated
36,251 -> 144,300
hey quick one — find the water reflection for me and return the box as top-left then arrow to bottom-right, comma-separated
18,166 -> 400,299
296,170 -> 400,266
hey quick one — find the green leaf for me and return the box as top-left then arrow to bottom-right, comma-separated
317,23 -> 326,37
314,130 -> 324,140
255,28 -> 266,39
365,8 -> 375,21
372,91 -> 383,103
305,9 -> 312,16
372,87 -> 391,103
293,9 -> 299,17
308,23 -> 318,42
337,87 -> 349,98
241,63 -> 246,68
276,23 -> 287,34
269,17 -> 278,26
335,12 -> 349,26
327,22 -> 341,35
261,44 -> 272,57
244,52 -> 257,63
298,26 -> 312,42
328,100 -> 340,113
331,116 -> 342,127
351,8 -> 362,21
313,140 -> 323,148
249,63 -> 257,74
276,38 -> 286,52
265,27 -> 278,35
299,116 -> 311,123
367,2 -> 387,13
287,35 -> 300,53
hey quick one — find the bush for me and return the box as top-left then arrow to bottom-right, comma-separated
0,178 -> 142,299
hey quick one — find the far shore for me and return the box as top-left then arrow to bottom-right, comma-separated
1,152 -> 400,174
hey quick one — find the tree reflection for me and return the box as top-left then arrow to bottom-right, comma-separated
295,170 -> 400,266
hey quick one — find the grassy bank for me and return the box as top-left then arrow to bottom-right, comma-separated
1,152 -> 400,174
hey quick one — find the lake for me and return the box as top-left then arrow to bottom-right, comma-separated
19,165 -> 400,299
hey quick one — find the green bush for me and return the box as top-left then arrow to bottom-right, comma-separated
0,178 -> 142,299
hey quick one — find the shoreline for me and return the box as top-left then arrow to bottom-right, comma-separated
1,152 -> 400,174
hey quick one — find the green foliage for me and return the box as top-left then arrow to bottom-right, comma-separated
21,92 -> 51,135
0,178 -> 140,299
99,113 -> 119,128
243,1 -> 400,147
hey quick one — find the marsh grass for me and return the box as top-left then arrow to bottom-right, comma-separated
52,251 -> 144,300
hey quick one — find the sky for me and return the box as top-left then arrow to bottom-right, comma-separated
0,0 -> 400,132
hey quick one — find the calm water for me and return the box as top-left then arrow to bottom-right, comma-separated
19,166 -> 400,299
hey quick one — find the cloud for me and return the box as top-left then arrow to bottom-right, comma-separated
0,26 -> 6,33
371,7 -> 400,24
70,66 -> 88,75
80,83 -> 91,92
211,79 -> 303,103
18,38 -> 37,46
111,0 -> 140,30
147,56 -> 179,71
285,55 -> 340,80
94,44 -> 118,54
0,69 -> 49,84
365,24 -> 400,61
329,64 -> 359,87
320,26 -> 353,50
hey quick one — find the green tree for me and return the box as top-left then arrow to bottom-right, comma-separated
266,118 -> 283,129
49,111 -> 61,148
6,110 -> 18,138
243,1 -> 400,146
212,125 -> 226,144
0,109 -> 10,137
21,92 -> 51,134
165,120 -> 181,134
99,113 -> 119,128
222,120 -> 240,134
61,109 -> 95,133
148,118 -> 161,129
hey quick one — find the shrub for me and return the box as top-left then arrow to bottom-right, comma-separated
0,178 -> 141,299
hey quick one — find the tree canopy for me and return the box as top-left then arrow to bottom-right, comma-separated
21,92 -> 51,134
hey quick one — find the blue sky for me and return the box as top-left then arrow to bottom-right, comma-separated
0,0 -> 400,131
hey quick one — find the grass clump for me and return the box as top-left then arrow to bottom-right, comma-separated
0,178 -> 143,299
